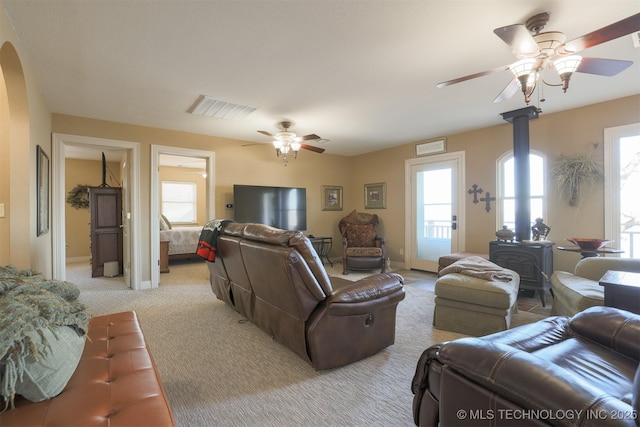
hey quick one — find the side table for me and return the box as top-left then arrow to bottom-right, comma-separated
309,236 -> 333,267
557,246 -> 624,259
599,270 -> 640,314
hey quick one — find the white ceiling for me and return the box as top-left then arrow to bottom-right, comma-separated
3,1 -> 639,157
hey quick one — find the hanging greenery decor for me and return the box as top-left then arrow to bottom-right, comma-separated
67,184 -> 90,209
552,154 -> 604,207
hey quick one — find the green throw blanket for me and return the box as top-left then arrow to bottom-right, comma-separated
0,265 -> 90,410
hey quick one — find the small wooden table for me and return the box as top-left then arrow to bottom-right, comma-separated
599,270 -> 640,314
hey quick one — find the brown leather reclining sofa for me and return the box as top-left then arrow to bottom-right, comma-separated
206,222 -> 405,370
412,306 -> 640,426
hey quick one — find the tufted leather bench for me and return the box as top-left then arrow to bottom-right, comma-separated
0,311 -> 176,426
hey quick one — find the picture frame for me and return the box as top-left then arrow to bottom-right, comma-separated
36,145 -> 50,236
321,185 -> 343,211
415,137 -> 446,157
364,182 -> 386,209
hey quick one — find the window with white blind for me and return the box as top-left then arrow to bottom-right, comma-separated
161,181 -> 197,223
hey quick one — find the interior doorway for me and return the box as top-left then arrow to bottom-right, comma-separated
52,133 -> 142,289
405,152 -> 465,272
150,145 -> 215,288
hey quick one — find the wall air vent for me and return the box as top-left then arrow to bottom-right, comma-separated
188,95 -> 258,120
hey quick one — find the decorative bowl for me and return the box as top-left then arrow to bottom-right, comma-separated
567,238 -> 613,251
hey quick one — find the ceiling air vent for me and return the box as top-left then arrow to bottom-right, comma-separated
188,95 -> 258,120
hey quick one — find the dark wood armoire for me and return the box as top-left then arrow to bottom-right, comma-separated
89,186 -> 123,277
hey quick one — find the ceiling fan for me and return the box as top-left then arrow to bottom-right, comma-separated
257,121 -> 326,164
437,12 -> 640,104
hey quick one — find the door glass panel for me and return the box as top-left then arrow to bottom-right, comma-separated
410,160 -> 458,272
416,167 -> 452,262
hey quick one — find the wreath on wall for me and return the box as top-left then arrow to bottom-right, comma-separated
66,184 -> 90,209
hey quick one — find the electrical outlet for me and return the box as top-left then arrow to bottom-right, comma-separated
399,248 -> 404,256
0,203 -> 5,218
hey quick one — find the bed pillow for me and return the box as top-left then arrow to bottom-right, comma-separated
160,214 -> 172,230
14,325 -> 86,402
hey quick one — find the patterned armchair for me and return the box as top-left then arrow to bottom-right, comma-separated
338,210 -> 386,275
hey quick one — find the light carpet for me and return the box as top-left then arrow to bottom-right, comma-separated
68,260 -> 545,427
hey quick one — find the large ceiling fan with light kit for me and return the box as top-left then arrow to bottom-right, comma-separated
437,12 -> 640,105
257,121 -> 326,164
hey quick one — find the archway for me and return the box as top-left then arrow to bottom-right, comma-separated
0,42 -> 32,270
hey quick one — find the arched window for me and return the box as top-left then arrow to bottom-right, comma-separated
497,151 -> 546,233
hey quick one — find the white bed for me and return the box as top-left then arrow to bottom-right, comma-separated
160,225 -> 203,256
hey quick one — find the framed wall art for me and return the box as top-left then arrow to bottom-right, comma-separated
36,145 -> 50,236
322,185 -> 343,211
415,137 -> 446,157
364,182 -> 386,209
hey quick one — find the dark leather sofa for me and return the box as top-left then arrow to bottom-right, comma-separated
412,306 -> 640,426
206,222 -> 405,370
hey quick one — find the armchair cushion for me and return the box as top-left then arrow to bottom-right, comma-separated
345,246 -> 383,257
345,223 -> 377,247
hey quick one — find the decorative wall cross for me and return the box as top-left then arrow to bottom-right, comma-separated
467,184 -> 483,204
480,192 -> 496,213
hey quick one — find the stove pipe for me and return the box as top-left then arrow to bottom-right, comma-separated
500,107 -> 539,242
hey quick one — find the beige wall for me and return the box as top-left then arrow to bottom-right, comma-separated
51,114 -> 354,282
52,95 -> 639,278
353,95 -> 640,272
65,158 -> 122,259
159,165 -> 206,226
1,9 -> 52,275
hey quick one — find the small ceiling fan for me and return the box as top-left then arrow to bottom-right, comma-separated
437,12 -> 640,104
257,121 -> 326,164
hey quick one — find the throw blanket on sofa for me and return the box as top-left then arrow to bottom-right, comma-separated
0,265 -> 90,410
439,256 -> 514,282
197,219 -> 234,262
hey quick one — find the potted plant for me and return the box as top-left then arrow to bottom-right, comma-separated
552,154 -> 604,206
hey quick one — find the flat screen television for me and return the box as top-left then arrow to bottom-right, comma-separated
233,184 -> 307,231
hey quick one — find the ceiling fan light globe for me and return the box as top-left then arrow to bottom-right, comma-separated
273,140 -> 283,149
554,55 -> 581,93
510,58 -> 536,78
553,55 -> 582,75
290,142 -> 301,151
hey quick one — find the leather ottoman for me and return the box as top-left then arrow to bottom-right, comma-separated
434,271 -> 520,336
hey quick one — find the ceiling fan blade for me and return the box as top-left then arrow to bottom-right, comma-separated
562,12 -> 640,53
493,24 -> 540,56
575,57 -> 634,76
300,144 -> 325,153
493,78 -> 520,103
300,133 -> 321,141
437,65 -> 511,88
257,130 -> 274,137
